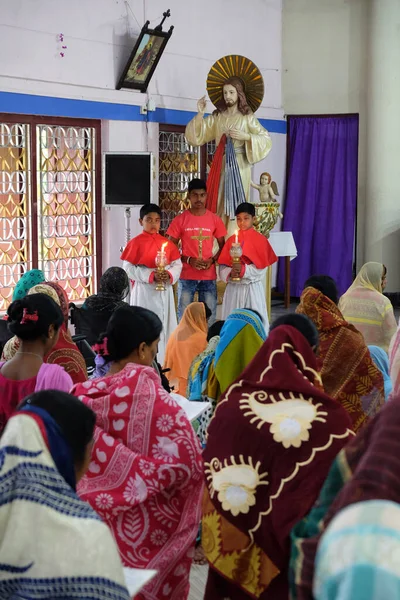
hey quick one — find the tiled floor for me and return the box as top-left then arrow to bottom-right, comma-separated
188,564 -> 208,600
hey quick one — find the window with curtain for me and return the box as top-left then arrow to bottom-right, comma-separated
0,115 -> 101,312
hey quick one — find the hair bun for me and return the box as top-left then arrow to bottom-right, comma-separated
7,298 -> 25,323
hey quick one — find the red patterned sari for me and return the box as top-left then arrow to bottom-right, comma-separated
73,364 -> 203,600
297,287 -> 384,431
202,325 -> 353,599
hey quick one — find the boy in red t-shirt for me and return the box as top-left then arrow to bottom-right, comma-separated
167,179 -> 226,324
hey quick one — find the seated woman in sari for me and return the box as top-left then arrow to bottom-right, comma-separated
290,390 -> 400,600
369,345 -> 392,400
339,262 -> 397,352
0,389 -> 130,600
72,266 -> 130,346
0,269 -> 46,352
203,314 -> 353,599
187,309 -> 266,446
73,305 -> 203,600
0,294 -> 73,434
3,282 -> 87,384
297,275 -> 384,432
12,268 -> 45,300
313,500 -> 400,600
164,301 -> 210,396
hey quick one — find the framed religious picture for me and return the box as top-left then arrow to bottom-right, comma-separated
116,11 -> 174,92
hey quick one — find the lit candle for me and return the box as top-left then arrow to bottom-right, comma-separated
161,241 -> 168,254
235,230 -> 239,244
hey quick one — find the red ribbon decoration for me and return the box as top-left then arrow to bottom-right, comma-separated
92,337 -> 109,356
21,309 -> 39,324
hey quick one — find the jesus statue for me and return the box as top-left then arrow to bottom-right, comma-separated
185,56 -> 272,231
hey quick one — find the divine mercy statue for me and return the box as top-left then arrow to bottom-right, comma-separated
185,55 -> 272,230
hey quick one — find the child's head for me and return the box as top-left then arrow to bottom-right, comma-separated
95,305 -> 162,367
140,204 -> 162,234
7,293 -> 64,354
260,172 -> 271,185
235,202 -> 256,231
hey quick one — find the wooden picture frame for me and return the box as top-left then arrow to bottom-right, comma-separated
116,16 -> 173,93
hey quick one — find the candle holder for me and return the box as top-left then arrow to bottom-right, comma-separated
230,243 -> 243,282
155,250 -> 167,291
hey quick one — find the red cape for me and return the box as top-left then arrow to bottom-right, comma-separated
120,231 -> 180,268
218,228 -> 277,268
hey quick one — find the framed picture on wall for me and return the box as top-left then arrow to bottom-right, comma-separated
116,12 -> 174,93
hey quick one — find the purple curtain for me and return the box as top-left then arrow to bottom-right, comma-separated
278,115 -> 359,297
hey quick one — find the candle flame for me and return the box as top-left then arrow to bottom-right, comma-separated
235,229 -> 239,243
161,242 -> 168,252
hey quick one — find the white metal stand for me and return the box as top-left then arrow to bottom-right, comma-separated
119,207 -> 132,253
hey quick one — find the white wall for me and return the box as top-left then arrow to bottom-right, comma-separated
282,0 -> 369,268
0,0 -> 283,120
0,0 -> 286,272
101,120 -> 159,269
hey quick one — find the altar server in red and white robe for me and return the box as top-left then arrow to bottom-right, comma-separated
218,202 -> 277,331
121,204 -> 182,364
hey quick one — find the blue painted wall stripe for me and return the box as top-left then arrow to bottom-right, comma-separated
0,91 -> 287,134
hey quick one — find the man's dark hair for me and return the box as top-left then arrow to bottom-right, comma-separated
270,313 -> 319,349
304,275 -> 338,305
207,320 -> 225,342
188,178 -> 207,193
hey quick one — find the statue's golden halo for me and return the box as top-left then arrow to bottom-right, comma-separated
206,55 -> 264,113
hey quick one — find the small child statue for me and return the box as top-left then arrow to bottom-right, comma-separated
251,172 -> 283,238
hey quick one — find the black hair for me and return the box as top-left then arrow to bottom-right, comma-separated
7,294 -> 64,341
207,320 -> 225,342
97,305 -> 162,362
304,275 -> 338,305
203,303 -> 212,321
18,390 -> 95,468
188,178 -> 207,193
243,308 -> 263,322
140,203 -> 162,220
270,313 -> 319,349
235,202 -> 255,217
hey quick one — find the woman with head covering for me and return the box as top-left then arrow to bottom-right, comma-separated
0,389 -> 131,600
3,282 -> 87,384
73,305 -> 203,600
187,320 -> 224,445
289,391 -> 400,600
203,315 -> 353,599
0,294 -> 73,434
164,301 -> 210,396
369,345 -> 392,400
187,309 -> 267,444
297,275 -> 384,432
72,267 -> 130,346
313,500 -> 400,600
12,269 -> 45,300
339,262 -> 397,352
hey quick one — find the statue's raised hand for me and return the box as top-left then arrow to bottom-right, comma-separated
197,96 -> 207,115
